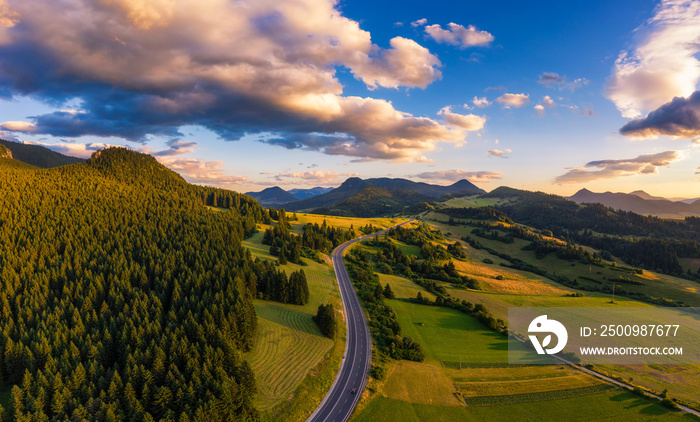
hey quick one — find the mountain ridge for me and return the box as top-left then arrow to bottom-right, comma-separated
568,188 -> 700,218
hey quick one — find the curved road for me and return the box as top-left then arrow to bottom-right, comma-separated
307,220 -> 414,422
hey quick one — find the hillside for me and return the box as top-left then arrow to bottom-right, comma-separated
568,188 -> 700,218
285,177 -> 484,215
0,138 -> 84,168
0,147 -> 270,421
246,186 -> 299,207
312,185 -> 432,217
288,186 -> 333,199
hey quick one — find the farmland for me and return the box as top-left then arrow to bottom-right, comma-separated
349,217 -> 692,421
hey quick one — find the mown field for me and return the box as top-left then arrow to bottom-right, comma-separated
243,224 -> 341,417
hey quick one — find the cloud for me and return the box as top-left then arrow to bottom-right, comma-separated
619,90 -> 700,139
159,157 -> 251,187
543,95 -> 555,108
438,106 -> 486,131
424,23 -> 494,48
275,169 -> 357,185
554,151 -> 681,184
0,120 -> 36,132
0,0 -> 456,162
472,96 -> 491,108
537,72 -> 588,91
606,0 -> 700,118
565,105 -> 595,116
416,169 -> 502,183
486,149 -> 511,158
538,72 -> 566,87
496,93 -> 530,108
411,18 -> 427,27
142,138 -> 197,157
534,104 -> 545,116
696,166 -> 700,174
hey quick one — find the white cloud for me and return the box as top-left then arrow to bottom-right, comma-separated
534,104 -> 545,115
416,169 -> 502,183
496,93 -> 530,108
438,106 -> 486,131
555,151 -> 681,183
472,96 -> 491,108
0,120 -> 37,132
486,149 -> 511,158
606,0 -> 700,118
543,95 -> 555,108
424,22 -> 494,48
411,18 -> 427,27
159,157 -> 251,187
275,170 -> 358,185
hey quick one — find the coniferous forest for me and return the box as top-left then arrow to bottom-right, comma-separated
0,148 -> 273,421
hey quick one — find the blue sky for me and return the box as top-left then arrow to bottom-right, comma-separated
0,0 -> 698,197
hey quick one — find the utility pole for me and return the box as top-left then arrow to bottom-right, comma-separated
611,284 -> 616,304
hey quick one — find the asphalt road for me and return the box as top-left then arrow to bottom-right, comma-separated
307,220 -> 414,422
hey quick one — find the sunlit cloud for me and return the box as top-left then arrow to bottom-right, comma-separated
0,120 -> 36,132
534,104 -> 545,116
0,0 -> 459,162
486,149 -> 511,158
496,93 -> 530,108
554,151 -> 681,184
159,157 -> 252,187
411,18 -> 427,27
472,96 -> 491,108
274,170 -> 358,185
543,96 -> 555,108
438,106 -> 486,131
619,91 -> 700,139
415,169 -> 502,183
424,22 -> 494,48
606,0 -> 700,118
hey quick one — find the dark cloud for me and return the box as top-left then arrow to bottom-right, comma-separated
0,0 -> 459,161
538,72 -> 566,87
619,91 -> 700,139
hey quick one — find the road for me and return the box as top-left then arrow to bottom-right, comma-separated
307,220 -> 414,422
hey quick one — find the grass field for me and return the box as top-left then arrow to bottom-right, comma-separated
438,196 -> 512,209
378,273 -> 437,301
290,214 -> 404,234
426,216 -> 700,306
388,300 -> 508,364
354,391 -> 692,422
243,226 -> 342,413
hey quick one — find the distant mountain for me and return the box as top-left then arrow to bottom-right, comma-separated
0,139 -> 84,168
312,185 -> 432,217
245,186 -> 299,207
568,188 -> 700,218
285,177 -> 484,215
288,186 -> 333,199
629,190 -> 668,201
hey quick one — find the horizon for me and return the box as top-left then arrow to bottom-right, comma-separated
0,0 -> 699,198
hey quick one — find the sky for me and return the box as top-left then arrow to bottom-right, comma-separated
0,0 -> 699,198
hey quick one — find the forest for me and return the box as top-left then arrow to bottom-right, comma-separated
0,148 -> 282,421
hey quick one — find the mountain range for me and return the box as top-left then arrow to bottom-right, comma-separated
568,188 -> 700,218
248,177 -> 485,216
0,139 -> 84,168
